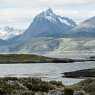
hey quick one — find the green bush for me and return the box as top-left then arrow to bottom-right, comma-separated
83,82 -> 95,93
79,92 -> 85,95
0,77 -> 65,95
49,80 -> 63,86
3,77 -> 18,81
64,88 -> 74,95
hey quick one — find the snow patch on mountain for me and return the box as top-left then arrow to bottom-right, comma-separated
45,16 -> 57,23
58,17 -> 71,26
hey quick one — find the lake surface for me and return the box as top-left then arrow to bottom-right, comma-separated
0,62 -> 95,85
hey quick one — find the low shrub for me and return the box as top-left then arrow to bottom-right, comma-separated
64,88 -> 74,95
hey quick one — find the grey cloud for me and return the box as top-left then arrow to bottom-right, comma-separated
0,0 -> 95,9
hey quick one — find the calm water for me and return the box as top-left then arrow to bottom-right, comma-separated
0,62 -> 95,85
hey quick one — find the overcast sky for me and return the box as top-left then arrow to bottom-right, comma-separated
0,0 -> 95,29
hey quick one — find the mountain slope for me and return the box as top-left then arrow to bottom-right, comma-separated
49,38 -> 95,59
67,16 -> 95,37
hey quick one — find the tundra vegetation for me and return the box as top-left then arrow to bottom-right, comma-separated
0,77 -> 94,95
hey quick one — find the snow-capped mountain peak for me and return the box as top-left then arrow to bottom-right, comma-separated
43,8 -> 53,16
21,8 -> 77,38
35,8 -> 76,27
40,8 -> 54,17
36,8 -> 57,23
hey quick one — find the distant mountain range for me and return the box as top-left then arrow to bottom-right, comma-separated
0,8 -> 95,54
67,16 -> 95,37
0,26 -> 23,40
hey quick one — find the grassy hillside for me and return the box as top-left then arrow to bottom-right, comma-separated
51,38 -> 95,59
0,54 -> 53,63
0,54 -> 76,63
